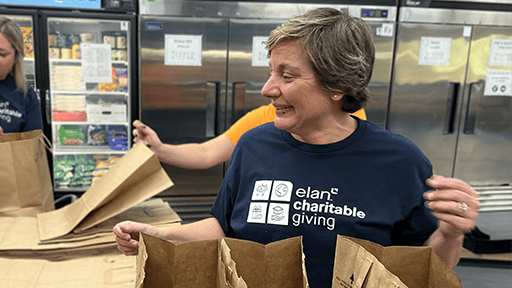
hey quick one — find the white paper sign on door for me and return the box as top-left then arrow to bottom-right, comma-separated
489,39 -> 512,67
376,23 -> 394,37
484,69 -> 512,96
81,43 -> 112,83
252,36 -> 269,67
418,37 -> 451,66
164,34 -> 202,66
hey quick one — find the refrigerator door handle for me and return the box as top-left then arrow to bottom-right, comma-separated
463,82 -> 481,135
36,88 -> 41,109
443,82 -> 460,134
206,81 -> 220,138
45,89 -> 51,125
232,81 -> 247,125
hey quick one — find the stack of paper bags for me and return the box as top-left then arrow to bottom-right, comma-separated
0,198 -> 180,259
0,142 -> 179,287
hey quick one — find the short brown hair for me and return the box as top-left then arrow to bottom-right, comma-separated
0,17 -> 28,96
266,8 -> 375,113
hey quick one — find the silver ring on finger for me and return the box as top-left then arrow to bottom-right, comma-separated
458,202 -> 468,212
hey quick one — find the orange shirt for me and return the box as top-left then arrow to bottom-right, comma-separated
224,103 -> 367,145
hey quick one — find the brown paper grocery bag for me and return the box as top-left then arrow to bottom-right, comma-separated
0,130 -> 54,216
332,236 -> 408,288
334,236 -> 464,288
136,233 -> 219,288
37,142 -> 174,241
224,237 -> 309,288
218,238 -> 247,288
0,253 -> 136,288
136,233 -> 308,288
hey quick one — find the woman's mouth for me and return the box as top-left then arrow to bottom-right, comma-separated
275,106 -> 293,114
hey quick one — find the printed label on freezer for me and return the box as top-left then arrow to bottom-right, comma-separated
484,69 -> 512,97
376,23 -> 394,37
489,39 -> 512,67
81,43 -> 113,83
164,35 -> 202,66
252,36 -> 270,67
418,37 -> 451,66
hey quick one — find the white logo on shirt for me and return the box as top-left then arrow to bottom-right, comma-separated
247,180 -> 292,225
247,180 -> 367,231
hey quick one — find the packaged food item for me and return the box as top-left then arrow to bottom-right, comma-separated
21,27 -> 34,58
95,159 -> 109,169
79,33 -> 94,43
103,33 -> 116,48
67,34 -> 80,47
117,49 -> 127,62
57,33 -> 67,48
87,125 -> 108,146
72,44 -> 81,59
108,155 -> 122,165
111,49 -> 119,61
53,154 -> 95,189
49,47 -> 61,59
117,35 -> 127,49
115,67 -> 128,92
58,125 -> 85,145
108,125 -> 128,150
98,67 -> 117,92
48,34 -> 58,47
61,48 -> 72,59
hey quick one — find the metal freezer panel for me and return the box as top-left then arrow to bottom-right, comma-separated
453,25 -> 512,186
139,1 -> 397,22
387,23 -> 470,177
226,19 -> 282,126
139,16 -> 229,197
139,16 -> 228,142
366,21 -> 395,128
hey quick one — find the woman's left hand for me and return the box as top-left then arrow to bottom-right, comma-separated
424,175 -> 481,239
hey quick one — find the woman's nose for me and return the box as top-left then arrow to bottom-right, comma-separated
261,77 -> 280,98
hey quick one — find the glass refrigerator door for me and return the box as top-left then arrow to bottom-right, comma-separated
0,14 -> 36,90
47,17 -> 131,191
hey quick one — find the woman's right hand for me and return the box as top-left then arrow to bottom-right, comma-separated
113,221 -> 158,256
0,126 -> 3,135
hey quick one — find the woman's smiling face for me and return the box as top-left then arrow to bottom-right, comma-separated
261,38 -> 337,137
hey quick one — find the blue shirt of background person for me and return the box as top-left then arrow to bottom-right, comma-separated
0,17 -> 43,134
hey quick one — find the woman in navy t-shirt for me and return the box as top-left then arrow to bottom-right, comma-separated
0,17 -> 43,134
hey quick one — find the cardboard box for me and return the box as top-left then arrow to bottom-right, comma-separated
87,103 -> 127,123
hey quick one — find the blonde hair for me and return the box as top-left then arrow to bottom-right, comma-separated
0,17 -> 28,96
266,8 -> 375,113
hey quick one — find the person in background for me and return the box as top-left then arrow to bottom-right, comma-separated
0,17 -> 43,135
115,8 -> 480,288
133,104 -> 366,169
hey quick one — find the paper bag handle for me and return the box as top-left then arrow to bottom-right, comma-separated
39,133 -> 53,153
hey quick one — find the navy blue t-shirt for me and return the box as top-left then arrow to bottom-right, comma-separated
0,74 -> 43,133
211,119 -> 438,288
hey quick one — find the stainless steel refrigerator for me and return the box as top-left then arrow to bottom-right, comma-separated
138,0 -> 398,222
388,0 -> 512,256
1,0 -> 139,197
